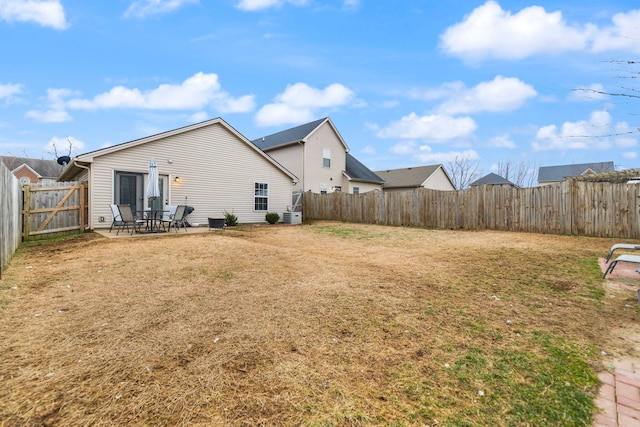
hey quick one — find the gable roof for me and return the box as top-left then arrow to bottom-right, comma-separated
374,164 -> 450,189
344,153 -> 384,184
252,117 -> 349,151
470,172 -> 517,187
1,156 -> 63,179
538,161 -> 615,183
58,117 -> 297,182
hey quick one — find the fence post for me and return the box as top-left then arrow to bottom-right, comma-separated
22,184 -> 31,241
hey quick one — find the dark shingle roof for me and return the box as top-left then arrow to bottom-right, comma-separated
538,161 -> 615,183
374,165 -> 443,189
345,153 -> 384,183
252,118 -> 328,150
470,172 -> 516,187
1,156 -> 63,178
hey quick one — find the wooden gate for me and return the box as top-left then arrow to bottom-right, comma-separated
23,182 -> 88,241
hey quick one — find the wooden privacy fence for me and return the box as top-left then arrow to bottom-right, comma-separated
303,180 -> 640,239
22,181 -> 88,241
1,162 -> 21,279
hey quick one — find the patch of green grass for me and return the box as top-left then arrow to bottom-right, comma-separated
312,225 -> 384,240
580,257 -> 606,300
394,333 -> 598,426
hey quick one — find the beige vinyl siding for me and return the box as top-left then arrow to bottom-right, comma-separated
422,168 -> 455,191
88,122 -> 293,229
303,123 -> 347,193
265,144 -> 303,181
347,181 -> 382,194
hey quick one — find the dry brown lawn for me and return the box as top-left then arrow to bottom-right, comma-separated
1,222 -> 639,426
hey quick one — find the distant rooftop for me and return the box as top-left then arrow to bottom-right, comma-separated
1,156 -> 63,179
470,172 -> 516,187
374,164 -> 443,189
538,161 -> 614,183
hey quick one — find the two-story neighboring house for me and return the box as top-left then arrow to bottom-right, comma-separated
538,161 -> 615,186
252,117 -> 384,195
1,156 -> 63,185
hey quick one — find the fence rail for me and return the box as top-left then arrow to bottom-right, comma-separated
303,181 -> 640,239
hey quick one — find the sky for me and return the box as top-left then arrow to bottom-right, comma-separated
1,0 -> 640,178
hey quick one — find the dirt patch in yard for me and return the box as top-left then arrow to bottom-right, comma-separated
1,222 -> 639,425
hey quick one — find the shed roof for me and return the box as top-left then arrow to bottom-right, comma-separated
374,164 -> 447,189
538,161 -> 614,183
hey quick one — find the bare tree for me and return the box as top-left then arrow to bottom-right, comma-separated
495,160 -> 538,188
446,155 -> 482,190
47,137 -> 74,162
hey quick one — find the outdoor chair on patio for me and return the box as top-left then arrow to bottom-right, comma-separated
109,204 -> 124,232
159,205 -> 177,231
605,243 -> 640,263
602,254 -> 640,278
116,204 -> 146,235
166,204 -> 188,233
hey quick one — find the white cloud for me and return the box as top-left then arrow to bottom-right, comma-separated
187,111 -> 209,123
440,1 -> 640,61
255,82 -> 354,126
124,0 -> 199,19
256,103 -> 315,126
342,0 -> 360,11
0,83 -> 23,103
389,141 -> 417,155
0,0 -> 68,30
26,109 -> 72,123
569,83 -> 608,102
235,0 -> 308,12
532,110 -> 637,151
24,88 -> 79,123
592,10 -> 640,53
361,145 -> 376,155
487,134 -> 516,149
415,146 -> 480,164
66,72 -> 255,113
375,112 -> 478,142
45,136 -> 85,155
622,152 -> 637,160
435,76 -> 537,115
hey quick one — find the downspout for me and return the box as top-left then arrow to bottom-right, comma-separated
72,161 -> 91,231
299,140 -> 305,192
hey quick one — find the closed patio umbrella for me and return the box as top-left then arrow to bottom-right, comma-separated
146,158 -> 160,210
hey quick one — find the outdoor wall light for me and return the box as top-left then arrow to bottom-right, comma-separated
174,176 -> 181,182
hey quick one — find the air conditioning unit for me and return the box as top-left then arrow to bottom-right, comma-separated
283,212 -> 302,224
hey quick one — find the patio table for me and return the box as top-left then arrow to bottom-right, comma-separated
137,209 -> 168,233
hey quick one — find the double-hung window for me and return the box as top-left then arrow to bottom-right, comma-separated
255,182 -> 268,211
322,148 -> 331,168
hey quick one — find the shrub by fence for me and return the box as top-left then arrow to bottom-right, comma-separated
0,163 -> 22,278
303,180 -> 640,239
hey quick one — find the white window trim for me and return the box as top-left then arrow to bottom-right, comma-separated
322,148 -> 331,168
254,182 -> 269,211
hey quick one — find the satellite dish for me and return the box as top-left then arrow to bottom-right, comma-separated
57,156 -> 71,166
